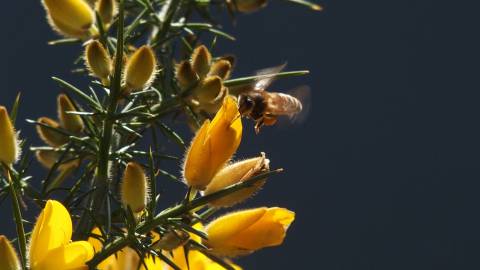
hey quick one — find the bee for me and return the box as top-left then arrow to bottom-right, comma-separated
233,64 -> 310,133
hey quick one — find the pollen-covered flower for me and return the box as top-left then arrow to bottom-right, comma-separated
203,152 -> 270,207
42,0 -> 95,38
28,200 -> 94,270
120,162 -> 149,215
0,235 -> 20,270
183,96 -> 242,190
204,207 -> 295,257
0,106 -> 19,165
85,40 -> 112,83
57,94 -> 84,134
123,46 -> 157,93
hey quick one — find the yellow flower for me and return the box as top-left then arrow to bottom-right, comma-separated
28,200 -> 94,270
203,152 -> 270,207
204,207 -> 295,257
57,94 -> 84,134
0,106 -> 19,165
85,40 -> 112,83
123,46 -> 157,93
120,162 -> 149,215
183,96 -> 242,190
0,235 -> 20,270
42,0 -> 95,38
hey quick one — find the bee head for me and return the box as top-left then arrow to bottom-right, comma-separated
238,94 -> 255,115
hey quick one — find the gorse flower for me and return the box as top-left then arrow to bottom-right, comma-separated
203,152 -> 270,207
42,0 -> 95,39
0,235 -> 20,270
0,106 -> 19,165
204,207 -> 295,257
183,96 -> 243,189
120,162 -> 149,216
28,200 -> 94,270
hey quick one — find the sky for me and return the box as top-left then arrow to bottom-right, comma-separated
2,0 -> 480,269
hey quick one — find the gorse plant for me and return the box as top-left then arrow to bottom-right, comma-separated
0,0 -> 320,268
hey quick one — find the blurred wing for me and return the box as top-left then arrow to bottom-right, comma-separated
276,85 -> 311,127
253,63 -> 287,91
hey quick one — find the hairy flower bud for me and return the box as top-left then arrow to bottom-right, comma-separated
176,61 -> 199,90
121,162 -> 149,214
230,0 -> 268,13
208,60 -> 232,80
204,207 -> 295,257
85,40 -> 112,82
183,96 -> 242,190
42,0 -> 95,38
152,230 -> 190,251
0,107 -> 19,165
195,76 -> 224,104
57,94 -> 84,134
36,117 -> 68,147
96,0 -> 116,25
203,153 -> 270,207
191,45 -> 212,78
35,150 -> 78,170
123,46 -> 157,92
0,235 -> 20,270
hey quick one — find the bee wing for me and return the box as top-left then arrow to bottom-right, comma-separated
253,63 -> 287,91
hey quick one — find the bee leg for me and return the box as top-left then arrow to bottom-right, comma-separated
263,116 -> 277,126
254,118 -> 265,134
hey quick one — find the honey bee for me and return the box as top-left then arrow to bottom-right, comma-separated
234,64 -> 310,133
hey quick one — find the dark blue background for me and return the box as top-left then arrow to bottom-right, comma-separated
3,0 -> 480,269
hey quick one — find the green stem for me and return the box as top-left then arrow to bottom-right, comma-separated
75,0 -> 125,239
7,170 -> 27,270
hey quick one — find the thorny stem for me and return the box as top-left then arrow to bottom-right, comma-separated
6,169 -> 27,269
87,169 -> 283,267
75,0 -> 125,239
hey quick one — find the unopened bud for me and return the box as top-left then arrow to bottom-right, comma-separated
196,76 -> 224,104
152,230 -> 190,251
0,107 -> 19,165
96,0 -> 117,26
230,0 -> 268,13
176,61 -> 199,90
203,153 -> 269,207
85,40 -> 112,82
191,45 -> 212,78
0,235 -> 20,270
36,117 -> 68,147
35,150 -> 78,170
208,60 -> 232,80
57,94 -> 84,134
42,0 -> 95,38
123,46 -> 157,92
121,162 -> 149,215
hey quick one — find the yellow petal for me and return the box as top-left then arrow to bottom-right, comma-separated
183,96 -> 242,189
33,241 -> 94,270
42,0 -> 94,38
29,200 -> 73,267
0,106 -> 19,165
0,235 -> 20,270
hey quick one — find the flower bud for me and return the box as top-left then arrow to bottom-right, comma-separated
121,162 -> 149,214
191,45 -> 212,78
36,117 -> 68,147
96,0 -> 117,26
85,40 -> 112,82
152,230 -> 190,251
183,96 -> 242,190
230,0 -> 268,13
42,0 -> 95,38
204,207 -> 295,257
203,153 -> 269,207
35,150 -> 78,170
0,107 -> 19,165
208,60 -> 232,80
123,46 -> 157,92
195,76 -> 224,104
57,94 -> 84,134
0,236 -> 20,270
176,61 -> 199,90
